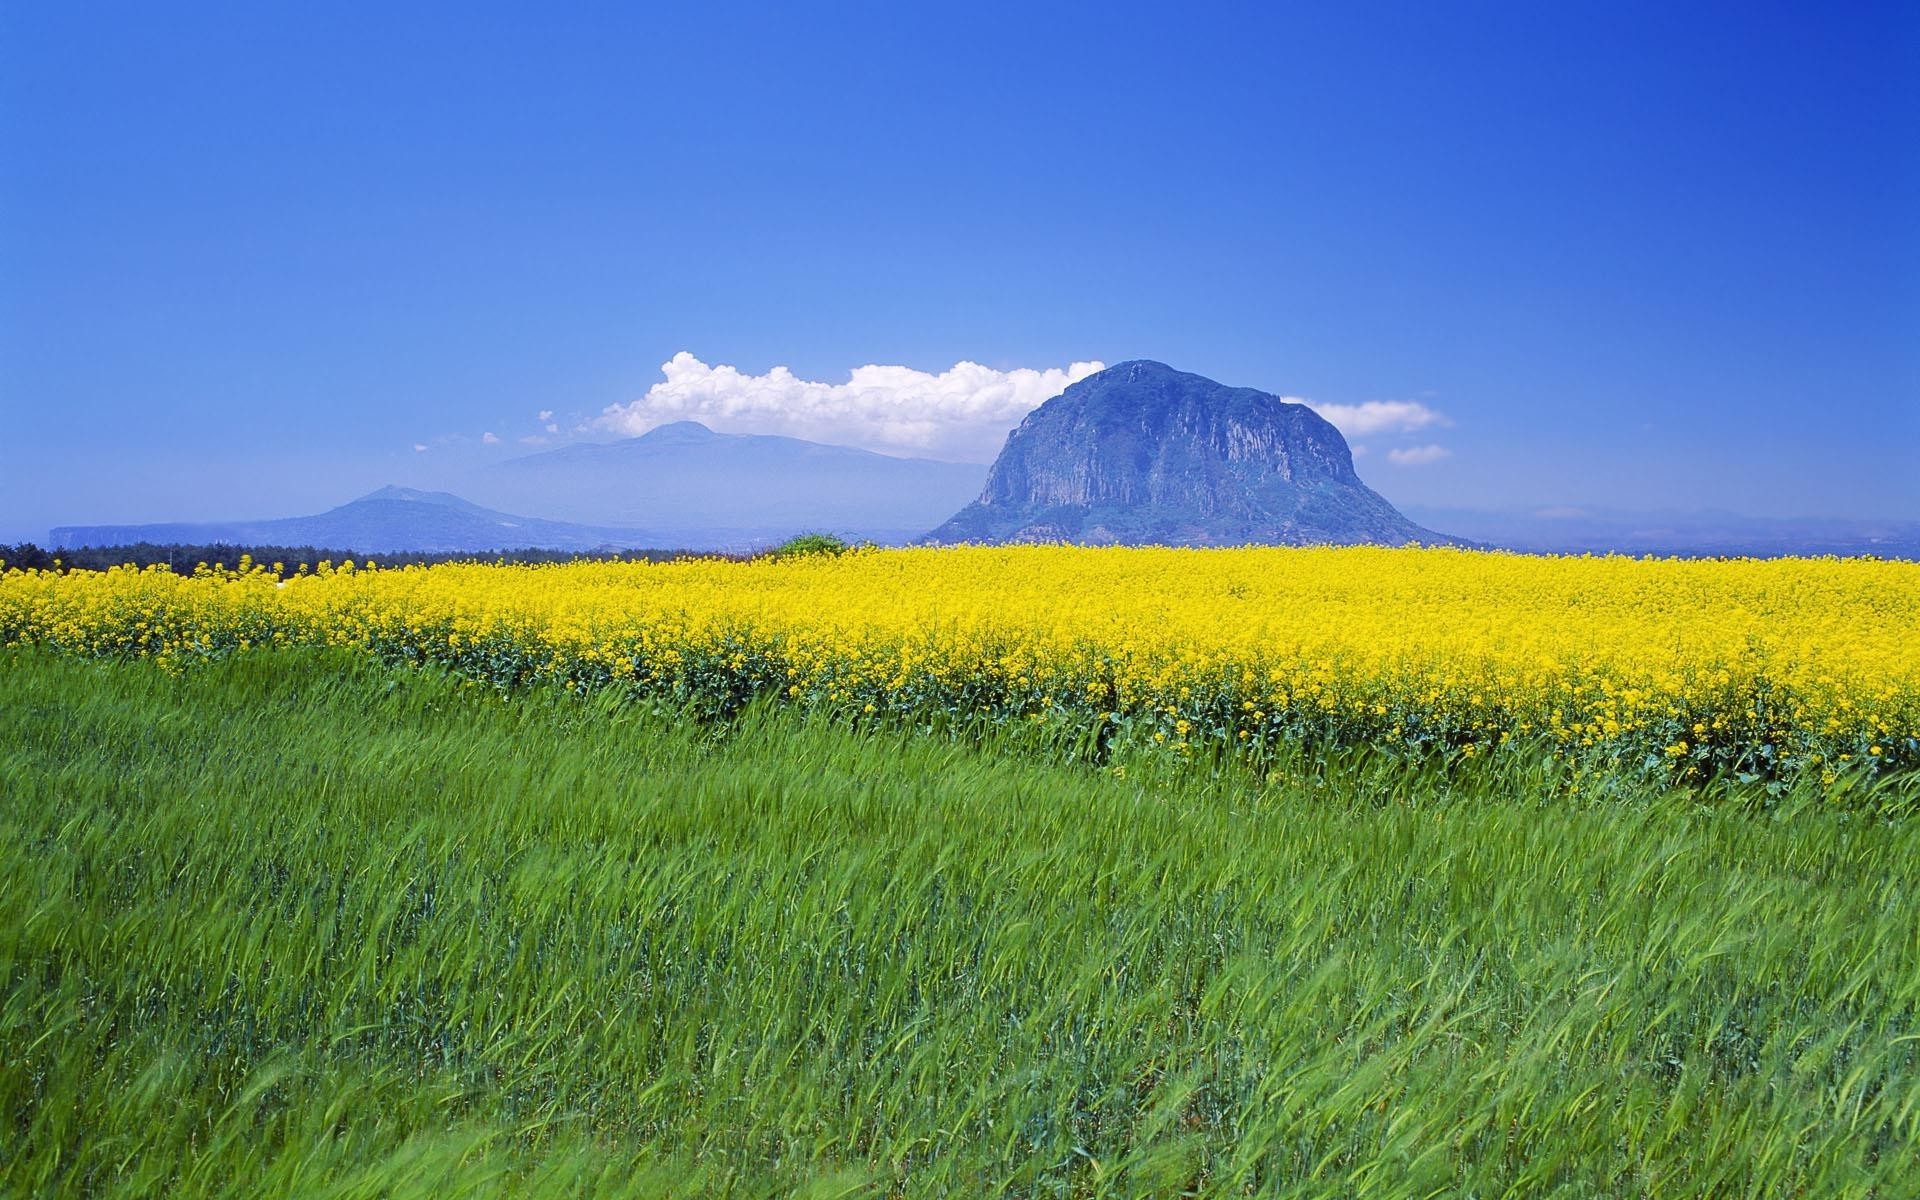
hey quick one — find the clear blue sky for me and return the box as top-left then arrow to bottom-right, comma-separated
2,0 -> 1915,540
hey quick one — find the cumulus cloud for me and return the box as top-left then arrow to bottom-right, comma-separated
592,352 -> 1453,464
1387,444 -> 1452,467
482,432 -> 500,445
411,442 -> 429,453
596,352 -> 1106,462
537,410 -> 554,422
1308,399 -> 1447,438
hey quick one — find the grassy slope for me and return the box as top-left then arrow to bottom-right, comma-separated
2,650 -> 1916,1198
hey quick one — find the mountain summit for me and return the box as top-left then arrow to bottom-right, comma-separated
927,361 -> 1454,547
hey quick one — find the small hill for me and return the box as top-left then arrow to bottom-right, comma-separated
464,422 -> 987,545
50,487 -> 661,554
928,361 -> 1456,546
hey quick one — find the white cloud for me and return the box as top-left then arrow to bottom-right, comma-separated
1350,443 -> 1369,458
544,422 -> 559,434
592,353 -> 1455,464
596,351 -> 1105,462
1308,400 -> 1447,438
482,432 -> 500,445
412,443 -> 429,453
537,409 -> 554,422
1387,444 -> 1452,467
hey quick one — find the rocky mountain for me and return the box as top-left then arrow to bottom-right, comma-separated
51,487 -> 661,554
462,421 -> 987,546
927,361 -> 1455,547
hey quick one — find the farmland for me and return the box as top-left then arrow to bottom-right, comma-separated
3,547 -> 1919,1196
4,546 -> 1917,789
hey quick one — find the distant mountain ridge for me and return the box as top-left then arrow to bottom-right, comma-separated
462,421 -> 987,544
46,420 -> 998,552
50,487 -> 660,554
1403,506 -> 1920,559
929,361 -> 1455,546
48,424 -> 996,554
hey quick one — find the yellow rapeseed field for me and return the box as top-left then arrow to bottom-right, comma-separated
4,546 -> 1916,780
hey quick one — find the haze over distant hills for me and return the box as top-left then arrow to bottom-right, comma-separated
50,487 -> 660,555
930,361 -> 1455,547
51,426 -> 991,553
1402,506 -> 1920,559
460,421 -> 987,545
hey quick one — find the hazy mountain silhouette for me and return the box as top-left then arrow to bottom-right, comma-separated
51,487 -> 661,554
461,422 -> 988,545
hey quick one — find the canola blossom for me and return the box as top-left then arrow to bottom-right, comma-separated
3,546 -> 1916,783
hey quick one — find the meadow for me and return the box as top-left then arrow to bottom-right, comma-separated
3,547 -> 1918,1196
3,650 -> 1918,1197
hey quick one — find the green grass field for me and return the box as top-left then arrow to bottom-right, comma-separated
3,649 -> 1917,1197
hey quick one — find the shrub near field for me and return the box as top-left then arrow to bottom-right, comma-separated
3,546 -> 1916,791
2,650 -> 1918,1198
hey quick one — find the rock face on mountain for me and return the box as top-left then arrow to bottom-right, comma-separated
927,361 -> 1454,547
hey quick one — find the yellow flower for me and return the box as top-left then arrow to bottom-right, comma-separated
2,545 -> 1912,777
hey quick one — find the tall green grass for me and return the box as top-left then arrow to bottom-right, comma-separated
3,648 -> 1916,1197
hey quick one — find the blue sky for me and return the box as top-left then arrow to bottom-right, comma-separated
2,0 -> 1915,541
